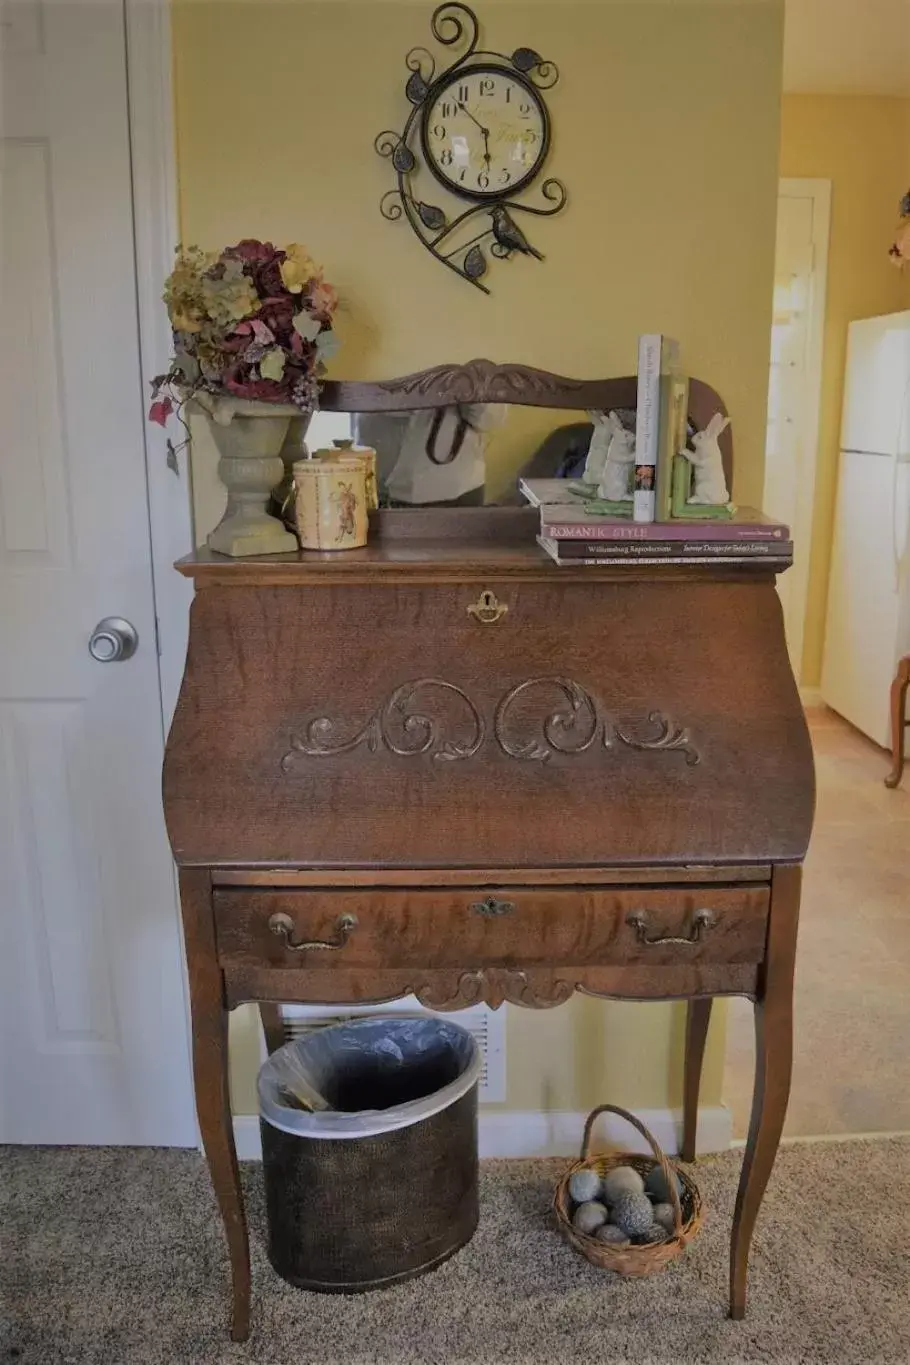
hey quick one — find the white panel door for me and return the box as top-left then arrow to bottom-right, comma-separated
0,0 -> 195,1143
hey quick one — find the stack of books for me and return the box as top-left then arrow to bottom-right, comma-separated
519,325 -> 791,568
520,480 -> 792,568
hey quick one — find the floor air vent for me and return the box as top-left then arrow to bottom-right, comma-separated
277,999 -> 507,1103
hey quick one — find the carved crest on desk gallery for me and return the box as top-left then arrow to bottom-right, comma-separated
280,676 -> 701,771
380,358 -> 583,406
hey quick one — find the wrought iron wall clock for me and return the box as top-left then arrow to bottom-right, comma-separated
375,3 -> 566,294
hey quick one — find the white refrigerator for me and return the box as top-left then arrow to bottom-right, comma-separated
821,310 -> 910,746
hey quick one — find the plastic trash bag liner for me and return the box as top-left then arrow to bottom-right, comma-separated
258,1016 -> 481,1140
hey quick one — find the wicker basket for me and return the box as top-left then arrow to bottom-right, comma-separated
554,1104 -> 703,1276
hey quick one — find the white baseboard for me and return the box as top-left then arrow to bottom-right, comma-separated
731,1127 -> 910,1150
233,1115 -> 264,1159
800,686 -> 823,708
233,1104 -> 732,1162
475,1105 -> 732,1159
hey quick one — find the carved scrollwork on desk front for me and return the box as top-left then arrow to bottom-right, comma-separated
495,677 -> 701,766
609,711 -> 701,768
281,678 -> 485,769
495,676 -> 600,761
414,968 -> 574,1011
281,677 -> 701,770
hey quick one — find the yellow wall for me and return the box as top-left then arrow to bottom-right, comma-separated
779,95 -> 910,688
172,0 -> 783,1125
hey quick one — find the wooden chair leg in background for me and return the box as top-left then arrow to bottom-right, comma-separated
885,655 -> 910,788
682,998 -> 713,1162
179,870 -> 252,1343
729,864 -> 799,1320
259,1002 -> 286,1055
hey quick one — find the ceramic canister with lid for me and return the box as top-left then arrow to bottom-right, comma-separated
315,439 -> 379,511
293,457 -> 368,551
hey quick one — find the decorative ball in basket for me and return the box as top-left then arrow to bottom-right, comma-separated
554,1104 -> 703,1276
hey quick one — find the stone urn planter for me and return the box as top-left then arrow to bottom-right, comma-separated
270,412 -> 314,524
193,392 -> 300,557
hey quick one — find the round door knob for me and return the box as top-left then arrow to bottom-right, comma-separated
88,617 -> 139,663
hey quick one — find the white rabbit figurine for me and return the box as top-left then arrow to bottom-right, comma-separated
682,413 -> 731,505
581,410 -> 611,486
596,411 -> 636,501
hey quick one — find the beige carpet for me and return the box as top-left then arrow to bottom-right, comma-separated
725,708 -> 910,1139
2,1139 -> 908,1364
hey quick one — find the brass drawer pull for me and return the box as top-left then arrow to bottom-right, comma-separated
626,908 -> 716,946
470,896 -> 515,918
268,912 -> 358,952
467,589 -> 508,625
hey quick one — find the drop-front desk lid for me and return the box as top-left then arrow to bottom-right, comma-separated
164,531 -> 812,870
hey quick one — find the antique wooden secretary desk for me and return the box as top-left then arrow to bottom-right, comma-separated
163,361 -> 815,1341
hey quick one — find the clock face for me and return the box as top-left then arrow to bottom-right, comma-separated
421,66 -> 549,200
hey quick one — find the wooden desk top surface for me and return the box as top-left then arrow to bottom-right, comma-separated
176,505 -> 791,585
176,542 -> 785,586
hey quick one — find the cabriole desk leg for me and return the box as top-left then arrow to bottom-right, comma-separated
179,868 -> 252,1342
259,1002 -> 286,1056
729,863 -> 800,1319
681,998 -> 713,1163
885,655 -> 910,788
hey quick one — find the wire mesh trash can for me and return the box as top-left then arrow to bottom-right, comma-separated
258,1016 -> 482,1292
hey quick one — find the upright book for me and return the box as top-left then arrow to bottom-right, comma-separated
633,334 -> 679,523
656,370 -> 689,523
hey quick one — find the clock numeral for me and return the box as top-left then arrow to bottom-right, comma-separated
519,101 -> 532,118
458,83 -> 469,102
432,123 -> 447,140
499,168 -> 511,186
459,168 -> 468,182
440,101 -> 457,119
479,77 -> 496,97
440,149 -> 454,167
524,130 -> 537,145
505,86 -> 512,103
477,171 -> 490,190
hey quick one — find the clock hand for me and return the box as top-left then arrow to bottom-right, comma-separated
457,101 -> 489,137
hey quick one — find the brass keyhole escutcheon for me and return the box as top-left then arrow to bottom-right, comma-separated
467,589 -> 508,625
470,896 -> 516,918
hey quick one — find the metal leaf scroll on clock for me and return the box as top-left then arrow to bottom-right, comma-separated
417,201 -> 447,231
511,47 -> 541,72
374,2 -> 566,293
463,245 -> 487,280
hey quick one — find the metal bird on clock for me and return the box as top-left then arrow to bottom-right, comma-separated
374,2 -> 567,293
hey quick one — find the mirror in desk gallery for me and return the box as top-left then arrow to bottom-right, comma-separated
305,405 -> 642,508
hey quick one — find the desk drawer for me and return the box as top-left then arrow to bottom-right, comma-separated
213,885 -> 769,971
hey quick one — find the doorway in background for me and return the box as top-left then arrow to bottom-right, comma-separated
763,179 -> 830,685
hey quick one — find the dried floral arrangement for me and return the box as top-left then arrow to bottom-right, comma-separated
148,239 -> 339,428
888,190 -> 910,269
